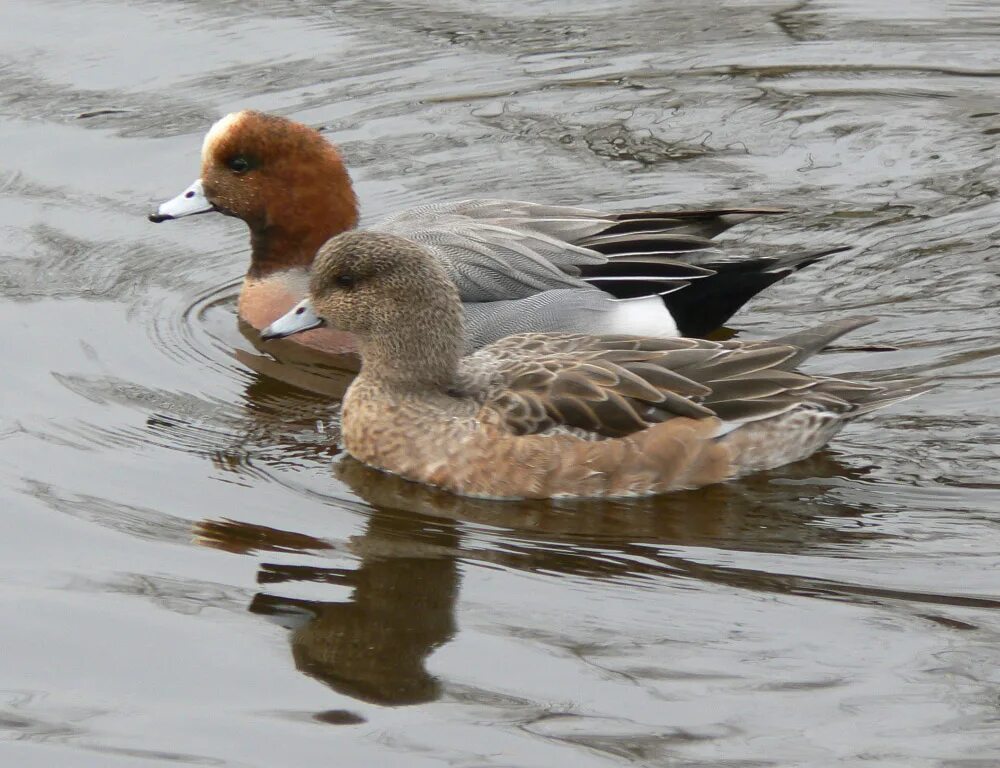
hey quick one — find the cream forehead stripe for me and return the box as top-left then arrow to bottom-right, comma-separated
201,112 -> 246,160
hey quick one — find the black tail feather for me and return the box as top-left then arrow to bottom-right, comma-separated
658,247 -> 849,337
659,270 -> 786,336
569,207 -> 845,337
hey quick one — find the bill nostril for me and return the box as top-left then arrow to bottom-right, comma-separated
184,191 -> 195,198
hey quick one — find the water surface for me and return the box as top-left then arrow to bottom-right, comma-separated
1,0 -> 998,765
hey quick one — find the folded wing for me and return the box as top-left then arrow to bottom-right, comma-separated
374,199 -> 781,303
458,318 -> 912,439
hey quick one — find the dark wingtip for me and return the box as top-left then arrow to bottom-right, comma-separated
661,245 -> 855,335
770,245 -> 853,274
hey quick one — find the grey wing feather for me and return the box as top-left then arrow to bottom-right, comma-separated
375,199 -> 611,301
457,333 -> 720,437
373,198 -> 806,305
455,319 -> 930,439
378,198 -> 617,243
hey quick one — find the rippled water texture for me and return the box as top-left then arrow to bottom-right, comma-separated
1,0 -> 999,765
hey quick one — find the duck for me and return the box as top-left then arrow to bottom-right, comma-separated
258,231 -> 933,500
150,110 -> 846,356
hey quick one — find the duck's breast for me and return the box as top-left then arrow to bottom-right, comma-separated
239,269 -> 357,355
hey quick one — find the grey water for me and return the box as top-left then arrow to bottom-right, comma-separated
0,0 -> 998,766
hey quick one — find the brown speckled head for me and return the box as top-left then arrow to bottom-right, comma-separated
200,111 -> 359,275
308,231 -> 466,388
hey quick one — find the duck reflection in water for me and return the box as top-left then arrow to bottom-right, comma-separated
166,319 -> 897,708
193,392 -> 883,712
197,505 -> 460,707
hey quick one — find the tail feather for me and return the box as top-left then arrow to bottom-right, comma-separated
767,316 -> 879,368
765,245 -> 852,273
850,378 -> 938,416
657,247 -> 850,337
568,206 -> 846,337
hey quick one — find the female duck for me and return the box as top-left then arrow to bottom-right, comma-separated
262,232 -> 930,500
152,110 -> 843,355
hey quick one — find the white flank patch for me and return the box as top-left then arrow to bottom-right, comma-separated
202,112 -> 246,161
605,295 -> 679,337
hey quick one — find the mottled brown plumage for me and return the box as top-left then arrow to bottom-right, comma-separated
264,232 -> 933,500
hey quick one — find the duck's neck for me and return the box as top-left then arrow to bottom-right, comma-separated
248,224 -> 335,277
247,160 -> 359,279
355,310 -> 465,395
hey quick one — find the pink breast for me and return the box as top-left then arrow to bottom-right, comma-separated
238,275 -> 358,356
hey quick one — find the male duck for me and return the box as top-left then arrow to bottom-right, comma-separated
151,110 -> 844,355
260,232 -> 931,500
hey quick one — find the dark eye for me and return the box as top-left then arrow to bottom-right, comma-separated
227,155 -> 251,174
334,274 -> 356,290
